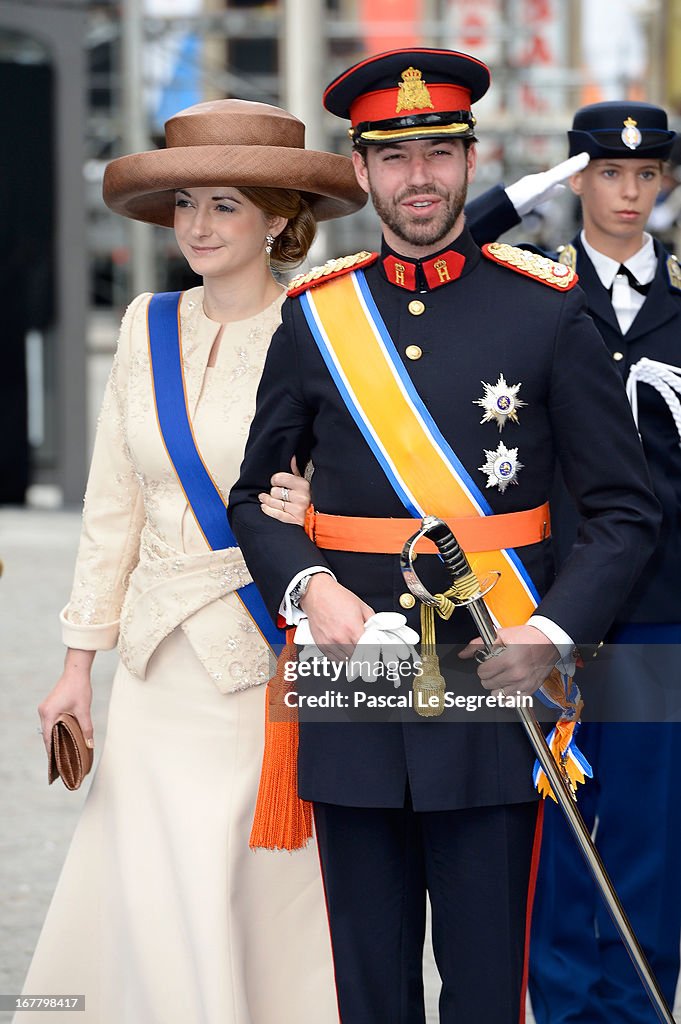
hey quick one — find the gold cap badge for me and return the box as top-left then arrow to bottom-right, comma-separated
396,67 -> 434,114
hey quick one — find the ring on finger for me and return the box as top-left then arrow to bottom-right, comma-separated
281,487 -> 290,503
281,499 -> 286,512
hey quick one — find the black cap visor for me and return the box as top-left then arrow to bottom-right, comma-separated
352,110 -> 477,145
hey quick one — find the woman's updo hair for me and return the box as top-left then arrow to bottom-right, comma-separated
238,186 -> 317,271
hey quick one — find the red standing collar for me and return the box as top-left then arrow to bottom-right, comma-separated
382,248 -> 466,291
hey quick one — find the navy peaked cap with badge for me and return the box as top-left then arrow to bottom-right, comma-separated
323,47 -> 490,146
568,101 -> 676,160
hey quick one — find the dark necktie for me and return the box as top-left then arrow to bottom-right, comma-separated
611,264 -> 651,296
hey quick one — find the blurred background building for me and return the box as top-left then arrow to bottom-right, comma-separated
1,0 -> 681,504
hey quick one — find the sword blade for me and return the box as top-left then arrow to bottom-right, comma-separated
411,516 -> 675,1024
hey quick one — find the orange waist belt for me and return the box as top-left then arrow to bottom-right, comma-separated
304,502 -> 551,554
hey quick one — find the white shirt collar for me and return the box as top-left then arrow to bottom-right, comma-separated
580,230 -> 657,289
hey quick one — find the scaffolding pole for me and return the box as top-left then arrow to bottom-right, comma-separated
121,0 -> 156,294
283,0 -> 328,262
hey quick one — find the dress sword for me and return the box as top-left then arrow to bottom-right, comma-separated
400,514 -> 675,1024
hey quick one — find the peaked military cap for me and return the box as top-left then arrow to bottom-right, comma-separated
568,101 -> 676,161
323,47 -> 490,146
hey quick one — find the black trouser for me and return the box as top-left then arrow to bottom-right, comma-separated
313,796 -> 542,1024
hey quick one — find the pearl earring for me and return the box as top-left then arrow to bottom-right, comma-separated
265,234 -> 275,266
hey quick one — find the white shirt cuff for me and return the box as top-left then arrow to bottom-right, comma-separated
280,567 -> 336,626
528,614 -> 577,674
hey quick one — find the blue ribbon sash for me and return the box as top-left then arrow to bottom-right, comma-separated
147,291 -> 284,652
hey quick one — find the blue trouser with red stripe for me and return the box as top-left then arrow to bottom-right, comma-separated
529,631 -> 681,1024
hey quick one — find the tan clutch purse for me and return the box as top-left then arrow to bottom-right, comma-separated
48,713 -> 94,791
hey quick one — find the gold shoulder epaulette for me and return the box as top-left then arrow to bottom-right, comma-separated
482,242 -> 578,291
666,254 -> 681,292
287,251 -> 378,297
556,243 -> 577,271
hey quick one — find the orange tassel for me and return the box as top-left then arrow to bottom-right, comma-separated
249,637 -> 313,851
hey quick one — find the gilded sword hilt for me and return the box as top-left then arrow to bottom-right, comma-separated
400,516 -> 502,716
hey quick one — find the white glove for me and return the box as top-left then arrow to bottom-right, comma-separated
505,152 -> 590,217
346,612 -> 420,685
293,612 -> 420,686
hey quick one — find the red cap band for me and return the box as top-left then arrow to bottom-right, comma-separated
349,83 -> 472,127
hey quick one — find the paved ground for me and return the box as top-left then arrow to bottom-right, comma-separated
3,508 -> 679,1023
0,510 -> 117,1023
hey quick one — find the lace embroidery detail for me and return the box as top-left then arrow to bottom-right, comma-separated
65,287 -> 283,692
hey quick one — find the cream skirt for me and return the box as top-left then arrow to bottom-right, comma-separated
17,629 -> 338,1024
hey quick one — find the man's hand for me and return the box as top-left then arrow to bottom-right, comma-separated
299,574 -> 374,660
458,624 -> 558,697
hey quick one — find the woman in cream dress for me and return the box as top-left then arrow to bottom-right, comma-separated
24,99 -> 365,1024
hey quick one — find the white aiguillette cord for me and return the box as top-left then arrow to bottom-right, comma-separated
626,357 -> 681,445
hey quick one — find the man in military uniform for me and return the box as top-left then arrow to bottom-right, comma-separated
229,55 -> 660,1023
468,101 -> 681,1023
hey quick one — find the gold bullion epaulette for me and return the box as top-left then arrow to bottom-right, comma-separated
287,251 -> 379,297
667,254 -> 681,292
482,242 -> 578,291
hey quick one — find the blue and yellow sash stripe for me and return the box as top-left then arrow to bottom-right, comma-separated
300,270 -> 590,798
300,270 -> 540,628
146,291 -> 284,652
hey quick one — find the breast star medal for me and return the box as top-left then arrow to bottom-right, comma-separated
475,374 -> 526,431
479,442 -> 523,492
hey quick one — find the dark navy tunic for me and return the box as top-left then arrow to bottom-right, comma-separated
229,225 -> 659,813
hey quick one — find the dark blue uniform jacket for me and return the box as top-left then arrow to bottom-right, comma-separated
229,226 -> 660,810
467,186 -> 681,625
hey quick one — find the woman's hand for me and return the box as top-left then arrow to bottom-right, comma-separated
38,649 -> 96,754
259,456 -> 311,527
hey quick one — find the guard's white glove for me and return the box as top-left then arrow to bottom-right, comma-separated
505,152 -> 590,217
294,612 -> 420,686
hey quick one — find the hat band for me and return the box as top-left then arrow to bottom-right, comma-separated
567,127 -> 675,160
588,127 -> 673,140
350,83 -> 471,127
350,109 -> 475,144
356,122 -> 474,143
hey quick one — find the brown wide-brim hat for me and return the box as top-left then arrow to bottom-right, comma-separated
103,98 -> 367,226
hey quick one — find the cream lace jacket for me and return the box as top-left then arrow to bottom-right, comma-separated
61,286 -> 286,692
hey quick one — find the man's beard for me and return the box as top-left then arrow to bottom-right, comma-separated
370,180 -> 468,250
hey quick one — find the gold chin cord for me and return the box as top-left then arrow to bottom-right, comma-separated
400,515 -> 675,1024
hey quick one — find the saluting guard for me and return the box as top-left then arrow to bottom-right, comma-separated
468,100 -> 681,1024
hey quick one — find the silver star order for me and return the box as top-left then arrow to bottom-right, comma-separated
479,442 -> 523,493
474,374 -> 526,431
